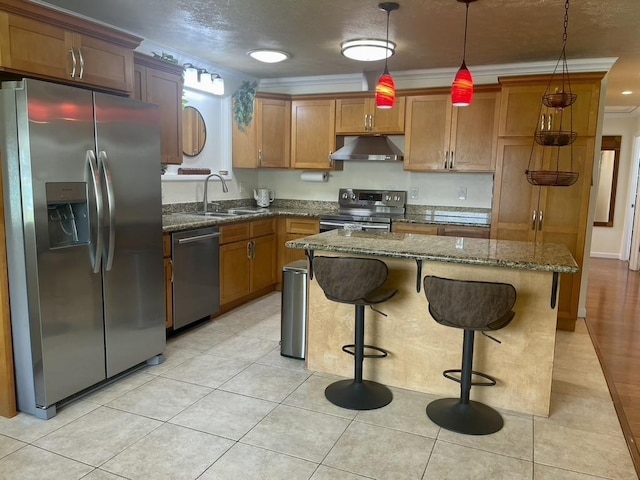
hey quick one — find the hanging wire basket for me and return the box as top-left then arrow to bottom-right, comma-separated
542,91 -> 577,109
534,130 -> 577,147
525,170 -> 578,187
525,0 -> 579,188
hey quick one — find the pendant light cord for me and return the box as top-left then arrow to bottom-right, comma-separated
383,8 -> 391,73
461,1 -> 469,62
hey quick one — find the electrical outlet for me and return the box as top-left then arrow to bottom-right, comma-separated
458,186 -> 467,201
410,187 -> 419,200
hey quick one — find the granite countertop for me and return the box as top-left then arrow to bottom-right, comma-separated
286,230 -> 579,273
162,206 -> 336,233
162,201 -> 492,233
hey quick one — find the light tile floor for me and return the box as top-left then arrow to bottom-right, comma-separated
0,292 -> 638,480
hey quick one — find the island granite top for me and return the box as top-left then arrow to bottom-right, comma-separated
286,230 -> 579,273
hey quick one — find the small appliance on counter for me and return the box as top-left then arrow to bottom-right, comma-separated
254,188 -> 275,207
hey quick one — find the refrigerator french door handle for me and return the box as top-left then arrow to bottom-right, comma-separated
98,150 -> 116,271
87,150 -> 103,273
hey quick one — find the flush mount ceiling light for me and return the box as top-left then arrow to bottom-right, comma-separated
451,0 -> 478,107
341,39 -> 396,62
622,90 -> 633,95
375,2 -> 400,109
247,49 -> 290,63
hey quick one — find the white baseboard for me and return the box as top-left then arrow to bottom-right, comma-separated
590,252 -> 622,259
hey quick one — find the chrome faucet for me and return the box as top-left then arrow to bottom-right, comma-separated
203,172 -> 229,214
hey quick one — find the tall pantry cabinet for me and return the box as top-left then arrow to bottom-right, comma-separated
491,73 -> 604,331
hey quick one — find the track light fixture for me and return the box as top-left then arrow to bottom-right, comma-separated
183,63 -> 225,95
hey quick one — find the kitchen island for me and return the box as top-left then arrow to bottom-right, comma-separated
287,230 -> 578,416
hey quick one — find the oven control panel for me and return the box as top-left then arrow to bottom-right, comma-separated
338,188 -> 407,208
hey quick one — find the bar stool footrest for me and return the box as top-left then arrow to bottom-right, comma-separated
325,379 -> 392,410
426,397 -> 503,435
341,344 -> 388,358
443,369 -> 497,387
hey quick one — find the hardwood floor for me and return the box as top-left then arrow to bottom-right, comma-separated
585,258 -> 640,474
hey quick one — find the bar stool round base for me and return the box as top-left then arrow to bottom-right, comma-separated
426,398 -> 503,435
325,379 -> 393,411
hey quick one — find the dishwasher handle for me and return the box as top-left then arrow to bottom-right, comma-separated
177,232 -> 220,244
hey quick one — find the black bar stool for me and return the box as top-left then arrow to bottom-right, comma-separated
313,256 -> 398,410
423,275 -> 516,435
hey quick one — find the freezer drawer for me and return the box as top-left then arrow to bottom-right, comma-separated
172,227 -> 221,329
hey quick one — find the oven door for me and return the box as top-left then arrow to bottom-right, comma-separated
319,220 -> 391,233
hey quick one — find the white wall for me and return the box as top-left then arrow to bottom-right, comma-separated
258,163 -> 494,208
590,115 -> 640,258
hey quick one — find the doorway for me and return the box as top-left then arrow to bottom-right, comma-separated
626,136 -> 640,270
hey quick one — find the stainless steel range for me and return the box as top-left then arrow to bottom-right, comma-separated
319,188 -> 407,233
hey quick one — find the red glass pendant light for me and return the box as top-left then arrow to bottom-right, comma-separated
376,2 -> 399,109
451,0 -> 477,107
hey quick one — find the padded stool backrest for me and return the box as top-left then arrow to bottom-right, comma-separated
424,276 -> 516,330
314,257 -> 390,304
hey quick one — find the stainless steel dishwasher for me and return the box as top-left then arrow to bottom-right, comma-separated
172,227 -> 220,329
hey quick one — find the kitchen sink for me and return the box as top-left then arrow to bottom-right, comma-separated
194,211 -> 240,217
226,208 -> 268,214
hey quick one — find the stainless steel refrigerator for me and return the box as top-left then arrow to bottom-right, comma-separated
0,79 -> 166,419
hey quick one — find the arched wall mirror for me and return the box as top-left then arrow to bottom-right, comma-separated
594,135 -> 621,227
182,106 -> 207,156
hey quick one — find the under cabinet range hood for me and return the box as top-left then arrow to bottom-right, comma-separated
330,135 -> 404,161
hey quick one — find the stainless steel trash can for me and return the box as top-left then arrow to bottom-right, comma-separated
281,260 -> 308,359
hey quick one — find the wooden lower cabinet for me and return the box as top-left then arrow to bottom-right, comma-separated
162,234 -> 173,329
276,217 -> 319,288
391,223 -> 490,239
391,223 -> 439,235
220,219 -> 277,307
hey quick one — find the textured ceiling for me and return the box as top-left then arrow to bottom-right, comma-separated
37,0 -> 640,109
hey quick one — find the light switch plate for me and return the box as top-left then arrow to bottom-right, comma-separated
410,187 -> 419,200
458,186 -> 467,200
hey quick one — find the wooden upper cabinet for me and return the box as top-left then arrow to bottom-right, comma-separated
335,97 -> 405,134
404,91 -> 499,172
404,94 -> 451,171
0,3 -> 140,94
72,33 -> 134,93
291,99 -> 338,170
133,53 -> 184,165
498,74 -> 602,138
449,92 -> 500,171
233,96 -> 291,169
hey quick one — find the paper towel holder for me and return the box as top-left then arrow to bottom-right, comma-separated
300,171 -> 330,182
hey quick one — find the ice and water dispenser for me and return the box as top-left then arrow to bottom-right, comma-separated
45,182 -> 89,248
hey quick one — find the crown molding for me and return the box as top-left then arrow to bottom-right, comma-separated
259,58 -> 618,93
604,106 -> 640,118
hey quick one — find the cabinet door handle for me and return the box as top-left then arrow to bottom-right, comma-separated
77,48 -> 85,79
328,151 -> 333,168
538,210 -> 544,230
450,151 -> 455,168
69,49 -> 77,78
369,114 -> 374,131
532,210 -> 537,230
247,241 -> 252,259
169,259 -> 174,283
363,114 -> 368,131
444,151 -> 449,169
258,149 -> 263,166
